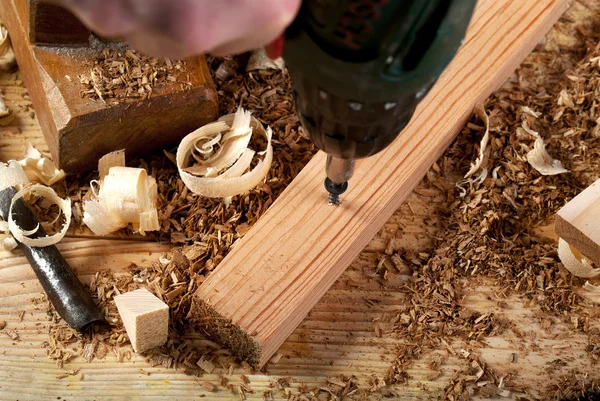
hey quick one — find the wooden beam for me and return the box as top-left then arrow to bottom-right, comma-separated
191,0 -> 571,368
555,179 -> 600,265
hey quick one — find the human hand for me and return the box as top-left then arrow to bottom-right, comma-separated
46,0 -> 301,58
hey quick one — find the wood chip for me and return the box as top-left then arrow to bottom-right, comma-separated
197,356 -> 216,374
201,380 -> 216,392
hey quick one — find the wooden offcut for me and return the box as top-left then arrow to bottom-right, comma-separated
555,179 -> 600,266
191,0 -> 572,368
114,288 -> 169,353
0,0 -> 218,173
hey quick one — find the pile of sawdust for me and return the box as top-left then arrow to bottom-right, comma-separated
33,5 -> 600,400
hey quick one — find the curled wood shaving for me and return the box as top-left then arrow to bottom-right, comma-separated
0,160 -> 29,189
98,149 -> 125,179
521,106 -> 541,118
8,184 -> 71,247
522,121 -> 569,176
18,143 -> 66,186
0,161 -> 29,250
0,21 -> 16,73
0,220 -> 16,251
583,281 -> 600,292
557,238 -> 600,278
83,151 -> 159,235
464,104 -> 490,178
177,108 -> 273,199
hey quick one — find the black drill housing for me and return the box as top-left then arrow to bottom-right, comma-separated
284,0 -> 477,160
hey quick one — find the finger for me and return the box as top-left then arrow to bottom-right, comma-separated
43,0 -> 302,59
209,27 -> 284,57
172,0 -> 301,56
124,30 -> 189,59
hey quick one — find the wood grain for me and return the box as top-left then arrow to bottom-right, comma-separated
29,1 -> 90,45
114,289 -> 169,353
0,0 -> 219,173
1,1 -> 600,399
555,179 -> 600,265
193,0 -> 572,368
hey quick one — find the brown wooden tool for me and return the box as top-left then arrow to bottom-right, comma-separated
0,0 -> 218,173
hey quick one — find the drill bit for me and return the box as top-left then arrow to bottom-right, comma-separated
324,156 -> 354,205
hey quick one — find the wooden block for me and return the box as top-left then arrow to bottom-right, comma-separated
114,288 -> 169,353
29,1 -> 90,46
555,179 -> 600,265
0,0 -> 218,173
190,0 -> 571,368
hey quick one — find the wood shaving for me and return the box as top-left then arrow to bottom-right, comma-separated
28,7 -> 600,399
557,238 -> 600,278
464,103 -> 490,178
176,108 -> 273,199
56,369 -> 80,380
0,218 -> 16,251
18,143 -> 66,186
522,121 -> 569,175
201,380 -> 216,392
98,149 -> 125,179
522,106 -> 542,118
7,184 -> 71,247
83,151 -> 159,235
0,160 -> 28,191
246,48 -> 284,72
197,356 -> 216,374
78,48 -> 186,102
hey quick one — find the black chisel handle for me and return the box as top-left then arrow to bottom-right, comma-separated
0,186 -> 103,331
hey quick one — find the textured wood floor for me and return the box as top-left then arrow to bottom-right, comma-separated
2,1 -> 600,400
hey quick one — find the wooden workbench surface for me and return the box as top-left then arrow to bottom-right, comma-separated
2,2 -> 600,400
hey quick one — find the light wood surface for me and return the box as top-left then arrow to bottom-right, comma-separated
556,179 -> 600,265
193,0 -> 572,369
1,0 -> 600,400
0,0 -> 219,173
114,289 -> 169,353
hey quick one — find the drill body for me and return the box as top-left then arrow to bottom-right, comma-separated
283,0 -> 477,202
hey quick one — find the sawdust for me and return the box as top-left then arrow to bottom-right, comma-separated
78,47 -> 188,103
32,2 -> 600,399
384,4 -> 600,398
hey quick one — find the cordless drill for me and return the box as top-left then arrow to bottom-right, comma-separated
283,0 -> 477,204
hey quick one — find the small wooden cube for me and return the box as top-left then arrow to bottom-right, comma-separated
114,288 -> 169,353
555,179 -> 600,266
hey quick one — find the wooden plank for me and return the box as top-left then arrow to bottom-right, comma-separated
555,179 -> 600,265
192,0 -> 572,368
0,0 -> 219,173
